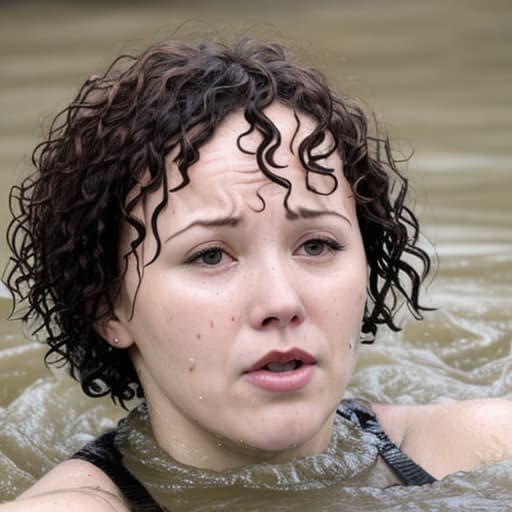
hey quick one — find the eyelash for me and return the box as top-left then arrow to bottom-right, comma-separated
186,237 -> 344,267
186,246 -> 228,266
299,237 -> 345,256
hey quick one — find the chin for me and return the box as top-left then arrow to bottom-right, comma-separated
241,409 -> 332,455
244,431 -> 322,462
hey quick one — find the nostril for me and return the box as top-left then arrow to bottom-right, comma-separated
261,314 -> 301,327
262,316 -> 278,327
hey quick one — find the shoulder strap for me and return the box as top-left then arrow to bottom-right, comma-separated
337,400 -> 436,486
73,430 -> 168,512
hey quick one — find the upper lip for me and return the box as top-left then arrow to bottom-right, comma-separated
247,348 -> 316,372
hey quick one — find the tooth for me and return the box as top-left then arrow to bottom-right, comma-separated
266,361 -> 297,372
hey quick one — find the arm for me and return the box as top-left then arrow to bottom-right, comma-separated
374,398 -> 512,480
0,490 -> 127,512
0,460 -> 129,512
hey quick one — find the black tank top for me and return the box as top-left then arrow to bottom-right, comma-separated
72,400 -> 435,511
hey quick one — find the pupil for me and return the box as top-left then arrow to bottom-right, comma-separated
203,249 -> 222,265
305,240 -> 323,256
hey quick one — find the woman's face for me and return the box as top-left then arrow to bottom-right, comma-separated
110,104 -> 368,470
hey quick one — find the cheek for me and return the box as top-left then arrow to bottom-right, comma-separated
157,296 -> 236,372
317,271 -> 366,363
326,272 -> 367,321
129,288 -> 199,365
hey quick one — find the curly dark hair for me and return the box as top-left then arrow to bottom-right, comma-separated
5,38 -> 431,406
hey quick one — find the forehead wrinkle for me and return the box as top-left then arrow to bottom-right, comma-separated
162,106 -> 355,244
199,172 -> 268,217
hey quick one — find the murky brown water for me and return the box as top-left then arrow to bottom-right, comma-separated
1,1 -> 511,509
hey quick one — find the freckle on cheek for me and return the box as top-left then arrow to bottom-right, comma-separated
196,333 -> 201,340
210,320 -> 214,329
231,316 -> 235,322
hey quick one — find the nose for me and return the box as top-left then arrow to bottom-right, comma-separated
248,260 -> 306,330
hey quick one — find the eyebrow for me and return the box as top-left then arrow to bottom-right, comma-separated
289,207 -> 353,227
165,206 -> 352,243
165,216 -> 241,243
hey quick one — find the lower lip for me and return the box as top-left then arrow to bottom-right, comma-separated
244,364 -> 315,392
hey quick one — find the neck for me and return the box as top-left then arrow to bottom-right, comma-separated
146,400 -> 335,471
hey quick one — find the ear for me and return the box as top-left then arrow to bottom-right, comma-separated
94,312 -> 134,349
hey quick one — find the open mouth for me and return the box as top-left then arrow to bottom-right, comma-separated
248,348 -> 316,373
244,348 -> 316,392
264,360 -> 303,373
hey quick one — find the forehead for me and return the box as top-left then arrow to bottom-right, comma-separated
164,104 -> 353,219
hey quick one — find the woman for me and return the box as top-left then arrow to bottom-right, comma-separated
3,38 -> 512,511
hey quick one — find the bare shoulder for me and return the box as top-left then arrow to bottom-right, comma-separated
372,398 -> 512,479
0,459 -> 128,512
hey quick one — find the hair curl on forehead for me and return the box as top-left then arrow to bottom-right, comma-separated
5,38 -> 432,406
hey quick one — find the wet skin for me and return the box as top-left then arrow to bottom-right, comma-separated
104,104 -> 368,471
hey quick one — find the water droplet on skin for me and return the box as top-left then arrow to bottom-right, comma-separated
291,443 -> 298,449
217,441 -> 223,447
188,358 -> 195,371
198,395 -> 203,400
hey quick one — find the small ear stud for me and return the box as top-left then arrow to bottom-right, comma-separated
113,337 -> 120,344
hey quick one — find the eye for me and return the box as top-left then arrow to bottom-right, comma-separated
297,238 -> 344,257
303,239 -> 326,256
186,246 -> 231,267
